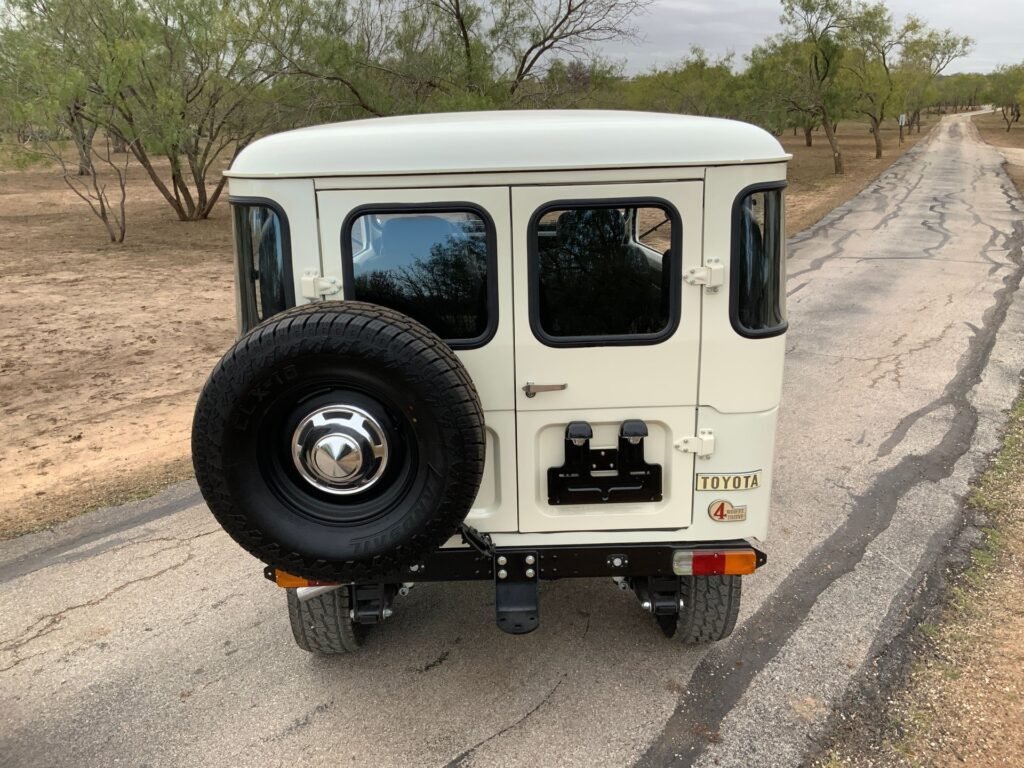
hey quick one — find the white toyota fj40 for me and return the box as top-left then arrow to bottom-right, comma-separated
192,111 -> 790,653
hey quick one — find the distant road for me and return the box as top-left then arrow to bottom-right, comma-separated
2,113 -> 1023,768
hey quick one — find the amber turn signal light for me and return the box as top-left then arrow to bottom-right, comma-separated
272,569 -> 338,588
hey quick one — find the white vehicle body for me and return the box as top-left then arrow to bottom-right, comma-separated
225,110 -> 789,551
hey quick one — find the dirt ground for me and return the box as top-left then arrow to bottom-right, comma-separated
972,110 -> 1024,193
0,119 -> 925,538
0,160 -> 236,537
817,113 -> 1024,768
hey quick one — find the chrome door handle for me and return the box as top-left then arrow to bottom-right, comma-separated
522,382 -> 568,398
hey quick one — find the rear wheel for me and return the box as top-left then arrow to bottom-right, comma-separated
287,588 -> 366,655
676,575 -> 742,644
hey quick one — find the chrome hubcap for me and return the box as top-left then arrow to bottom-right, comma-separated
292,405 -> 389,495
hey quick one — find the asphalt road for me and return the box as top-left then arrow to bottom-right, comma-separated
3,113 -> 1023,768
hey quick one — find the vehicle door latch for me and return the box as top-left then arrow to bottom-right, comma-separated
675,429 -> 715,459
683,259 -> 724,292
300,269 -> 342,300
522,382 -> 568,398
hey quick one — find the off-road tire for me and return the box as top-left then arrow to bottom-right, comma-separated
677,575 -> 741,644
287,588 -> 366,654
192,301 -> 485,582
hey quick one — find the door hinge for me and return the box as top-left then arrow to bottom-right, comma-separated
675,430 -> 715,459
300,269 -> 342,300
683,259 -> 724,292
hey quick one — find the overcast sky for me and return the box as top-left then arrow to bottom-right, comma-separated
598,0 -> 1023,75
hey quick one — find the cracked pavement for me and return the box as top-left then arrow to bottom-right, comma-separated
2,113 -> 1023,768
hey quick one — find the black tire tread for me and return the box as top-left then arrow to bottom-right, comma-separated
286,588 -> 366,654
677,575 -> 742,644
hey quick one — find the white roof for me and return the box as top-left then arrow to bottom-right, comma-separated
226,111 -> 788,179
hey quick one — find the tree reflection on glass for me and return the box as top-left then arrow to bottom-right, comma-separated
353,227 -> 488,341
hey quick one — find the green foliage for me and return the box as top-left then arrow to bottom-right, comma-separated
262,0 -> 650,116
986,64 -> 1024,130
627,48 -> 740,117
3,0 -> 284,220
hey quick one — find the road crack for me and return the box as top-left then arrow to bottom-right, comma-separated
0,541 -> 204,668
446,676 -> 565,767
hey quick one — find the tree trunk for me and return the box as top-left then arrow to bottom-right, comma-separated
821,108 -> 844,175
804,125 -> 813,147
76,140 -> 92,176
67,107 -> 96,176
870,117 -> 883,159
112,134 -> 127,153
122,135 -> 189,221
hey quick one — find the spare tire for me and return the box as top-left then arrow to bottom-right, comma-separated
191,301 -> 485,582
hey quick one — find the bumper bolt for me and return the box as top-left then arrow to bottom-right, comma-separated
525,555 -> 536,565
525,568 -> 536,578
497,569 -> 508,579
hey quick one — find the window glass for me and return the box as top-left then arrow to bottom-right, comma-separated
346,209 -> 491,343
534,204 -> 675,340
734,188 -> 786,335
233,203 -> 290,328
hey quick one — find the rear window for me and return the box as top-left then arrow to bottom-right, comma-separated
529,201 -> 680,346
732,186 -> 787,338
342,207 -> 495,348
232,200 -> 293,331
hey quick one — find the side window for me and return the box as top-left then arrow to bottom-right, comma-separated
732,186 -> 786,337
232,200 -> 293,331
343,207 -> 494,347
530,201 -> 679,345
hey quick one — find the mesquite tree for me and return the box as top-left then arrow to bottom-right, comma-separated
6,0 -> 282,221
779,0 -> 854,174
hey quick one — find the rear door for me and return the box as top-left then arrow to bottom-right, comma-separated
316,187 -> 517,533
511,182 -> 704,533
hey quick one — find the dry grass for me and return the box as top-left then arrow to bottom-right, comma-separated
0,117 -> 930,538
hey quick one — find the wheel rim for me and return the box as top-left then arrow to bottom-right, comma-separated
291,405 -> 390,496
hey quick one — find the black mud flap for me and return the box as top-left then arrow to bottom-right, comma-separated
494,551 -> 540,634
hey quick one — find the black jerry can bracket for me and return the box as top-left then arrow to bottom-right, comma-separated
547,419 -> 663,506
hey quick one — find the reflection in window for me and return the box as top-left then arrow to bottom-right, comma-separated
233,203 -> 290,329
534,205 -> 675,340
735,188 -> 786,335
346,210 -> 490,342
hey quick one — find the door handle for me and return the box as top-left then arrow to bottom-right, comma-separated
522,382 -> 568,398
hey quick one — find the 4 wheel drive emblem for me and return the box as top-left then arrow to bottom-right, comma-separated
696,470 -> 762,491
708,500 -> 747,522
